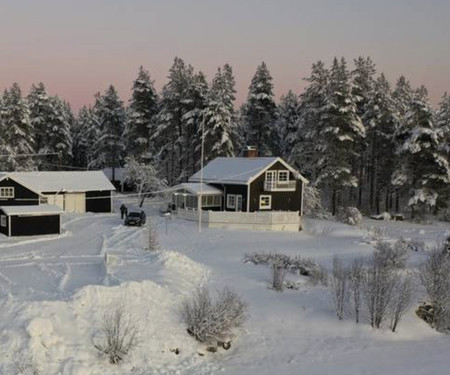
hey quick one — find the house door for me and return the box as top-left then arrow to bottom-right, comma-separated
236,195 -> 243,212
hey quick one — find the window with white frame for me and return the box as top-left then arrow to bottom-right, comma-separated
259,195 -> 272,210
227,194 -> 236,209
0,215 -> 6,227
278,170 -> 289,182
201,195 -> 222,207
0,187 -> 14,199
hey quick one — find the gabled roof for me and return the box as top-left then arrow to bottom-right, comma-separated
0,173 -> 45,197
172,183 -> 223,196
3,171 -> 116,193
0,204 -> 64,216
189,157 -> 308,185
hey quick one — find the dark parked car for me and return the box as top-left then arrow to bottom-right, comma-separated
124,211 -> 146,226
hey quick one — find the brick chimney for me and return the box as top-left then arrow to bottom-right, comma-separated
243,146 -> 258,158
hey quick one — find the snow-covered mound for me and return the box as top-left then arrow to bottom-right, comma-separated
0,280 -> 217,375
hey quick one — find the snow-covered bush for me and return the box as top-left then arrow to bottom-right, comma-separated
419,247 -> 450,332
243,252 -> 328,285
13,349 -> 40,375
365,226 -> 388,243
146,218 -> 159,251
330,257 -> 350,320
303,185 -> 332,219
182,287 -> 248,346
364,254 -> 398,329
373,239 -> 409,269
399,237 -> 425,252
390,274 -> 413,332
271,263 -> 287,292
336,206 -> 363,226
93,304 -> 139,364
350,257 -> 365,324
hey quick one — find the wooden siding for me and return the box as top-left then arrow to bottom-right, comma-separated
249,161 -> 303,213
0,178 -> 40,206
211,183 -> 248,212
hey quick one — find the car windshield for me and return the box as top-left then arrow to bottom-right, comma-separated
128,212 -> 140,217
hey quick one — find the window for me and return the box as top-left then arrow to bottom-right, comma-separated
278,171 -> 289,182
0,215 -> 6,227
227,194 -> 236,209
265,171 -> 276,182
259,195 -> 272,210
201,195 -> 221,207
0,187 -> 14,199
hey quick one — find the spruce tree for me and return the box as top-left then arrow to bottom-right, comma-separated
1,83 -> 35,171
436,93 -> 450,159
242,62 -> 278,155
276,90 -> 299,159
28,82 -> 53,154
318,58 -> 365,214
203,67 -> 237,163
125,66 -> 159,160
90,85 -> 126,180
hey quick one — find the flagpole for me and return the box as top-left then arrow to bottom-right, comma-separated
199,114 -> 205,233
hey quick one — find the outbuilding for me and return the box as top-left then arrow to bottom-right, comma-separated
0,204 -> 63,237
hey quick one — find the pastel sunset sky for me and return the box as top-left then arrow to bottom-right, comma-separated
1,0 -> 449,112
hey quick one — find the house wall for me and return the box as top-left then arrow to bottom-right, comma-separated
0,208 -> 9,236
0,178 -> 40,206
10,214 -> 60,236
86,191 -> 112,213
249,161 -> 303,214
211,183 -> 248,212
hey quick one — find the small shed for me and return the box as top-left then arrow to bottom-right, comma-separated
0,204 -> 63,237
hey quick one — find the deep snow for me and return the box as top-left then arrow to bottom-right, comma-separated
0,200 -> 449,374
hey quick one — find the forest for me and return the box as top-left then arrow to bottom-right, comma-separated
0,56 -> 449,218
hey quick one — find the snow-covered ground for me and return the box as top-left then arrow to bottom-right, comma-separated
0,200 -> 449,374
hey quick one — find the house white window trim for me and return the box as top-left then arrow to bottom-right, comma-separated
277,170 -> 289,182
259,195 -> 272,210
265,170 -> 276,182
227,194 -> 236,209
0,187 -> 14,199
0,215 -> 6,227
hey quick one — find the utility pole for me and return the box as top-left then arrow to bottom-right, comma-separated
198,114 -> 205,233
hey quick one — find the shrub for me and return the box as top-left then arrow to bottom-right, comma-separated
336,207 -> 363,226
389,274 -> 413,332
243,252 -> 328,285
330,257 -> 350,320
13,349 -> 40,375
350,257 -> 365,323
373,239 -> 409,269
93,304 -> 139,364
182,287 -> 248,346
419,247 -> 450,332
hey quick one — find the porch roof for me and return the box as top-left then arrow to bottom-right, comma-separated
172,183 -> 223,196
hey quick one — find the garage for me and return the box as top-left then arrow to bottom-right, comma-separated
0,205 -> 63,237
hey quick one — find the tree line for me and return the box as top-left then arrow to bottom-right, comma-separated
0,56 -> 449,217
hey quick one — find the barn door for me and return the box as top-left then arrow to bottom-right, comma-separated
65,193 -> 86,213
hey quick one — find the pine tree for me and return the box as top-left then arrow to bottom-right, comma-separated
203,66 -> 237,164
394,88 -> 450,216
90,85 -> 126,180
72,105 -> 99,167
1,83 -> 35,171
242,62 -> 278,155
125,66 -> 159,161
275,90 -> 299,159
318,58 -> 365,214
436,93 -> 450,159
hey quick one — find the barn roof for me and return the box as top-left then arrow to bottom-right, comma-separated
0,204 -> 64,216
3,171 -> 116,193
189,157 -> 308,184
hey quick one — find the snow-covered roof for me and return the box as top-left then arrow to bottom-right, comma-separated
0,204 -> 64,216
189,157 -> 308,184
171,183 -> 223,196
102,167 -> 126,182
5,171 -> 116,193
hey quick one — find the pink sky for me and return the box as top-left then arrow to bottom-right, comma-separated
0,0 -> 449,112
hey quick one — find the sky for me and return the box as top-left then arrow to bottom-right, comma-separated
0,0 -> 449,112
